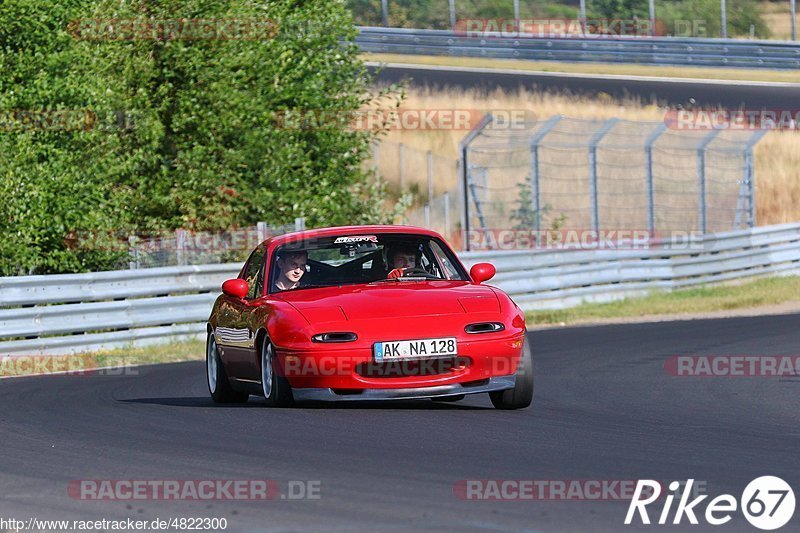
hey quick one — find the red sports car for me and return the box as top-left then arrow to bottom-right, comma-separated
205,225 -> 532,409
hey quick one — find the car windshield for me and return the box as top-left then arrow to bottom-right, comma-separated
269,233 -> 468,293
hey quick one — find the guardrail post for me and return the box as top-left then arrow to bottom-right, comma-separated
588,118 -> 620,233
513,0 -> 520,31
793,0 -> 797,41
697,129 -> 721,234
529,115 -> 562,234
381,0 -> 388,26
449,0 -> 456,31
294,217 -> 306,232
458,113 -> 493,251
424,204 -> 431,228
644,123 -> 668,233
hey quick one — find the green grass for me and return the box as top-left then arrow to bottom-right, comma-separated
0,339 -> 205,378
526,275 -> 800,325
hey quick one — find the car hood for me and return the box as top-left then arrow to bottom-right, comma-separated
275,281 -> 500,322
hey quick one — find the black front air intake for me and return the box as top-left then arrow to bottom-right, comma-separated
464,322 -> 505,334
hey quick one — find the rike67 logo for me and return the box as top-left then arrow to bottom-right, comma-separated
626,477 -> 795,530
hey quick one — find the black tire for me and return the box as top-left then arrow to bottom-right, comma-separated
490,334 -> 533,410
207,332 -> 249,404
432,394 -> 466,402
259,336 -> 294,407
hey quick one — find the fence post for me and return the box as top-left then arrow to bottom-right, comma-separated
176,229 -> 187,266
372,140 -> 380,179
588,118 -> 620,233
792,0 -> 797,41
458,113 -> 493,251
257,221 -> 268,243
294,217 -> 306,232
468,167 -> 489,236
743,129 -> 766,228
443,191 -> 451,239
746,149 -> 756,227
721,0 -> 727,38
427,150 -> 434,205
381,0 -> 388,26
424,204 -> 431,228
399,142 -> 405,190
579,0 -> 587,34
128,235 -> 139,270
649,0 -> 656,36
529,116 -> 562,234
449,0 -> 456,31
644,123 -> 668,234
513,0 -> 520,31
697,129 -> 721,234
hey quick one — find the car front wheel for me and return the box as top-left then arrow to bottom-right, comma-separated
490,334 -> 533,410
260,336 -> 294,407
207,332 -> 249,404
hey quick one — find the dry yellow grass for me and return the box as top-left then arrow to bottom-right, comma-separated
375,86 -> 800,226
760,1 -> 800,40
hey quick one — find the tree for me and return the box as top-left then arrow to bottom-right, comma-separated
0,0 -> 395,275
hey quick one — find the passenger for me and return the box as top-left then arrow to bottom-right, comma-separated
275,250 -> 308,290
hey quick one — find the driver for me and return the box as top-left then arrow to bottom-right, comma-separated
275,250 -> 308,290
386,244 -> 418,279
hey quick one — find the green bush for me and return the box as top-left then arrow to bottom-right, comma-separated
0,0 -> 395,275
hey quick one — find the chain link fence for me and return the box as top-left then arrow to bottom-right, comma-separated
126,220 -> 302,269
459,115 -> 766,249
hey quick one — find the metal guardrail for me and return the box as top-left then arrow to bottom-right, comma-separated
460,223 -> 800,309
1,223 -> 799,355
356,27 -> 800,69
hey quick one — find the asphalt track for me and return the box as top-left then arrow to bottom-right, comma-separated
370,63 -> 800,109
1,313 -> 798,532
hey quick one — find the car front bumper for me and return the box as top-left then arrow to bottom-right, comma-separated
291,375 -> 516,402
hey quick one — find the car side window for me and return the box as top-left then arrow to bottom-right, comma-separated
429,241 -> 459,280
242,247 -> 265,299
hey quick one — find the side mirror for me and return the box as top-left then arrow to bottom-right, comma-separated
470,263 -> 496,284
222,278 -> 248,299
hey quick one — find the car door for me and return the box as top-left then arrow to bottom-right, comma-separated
219,246 -> 266,382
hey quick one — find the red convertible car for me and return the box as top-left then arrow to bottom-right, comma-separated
206,225 -> 532,409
